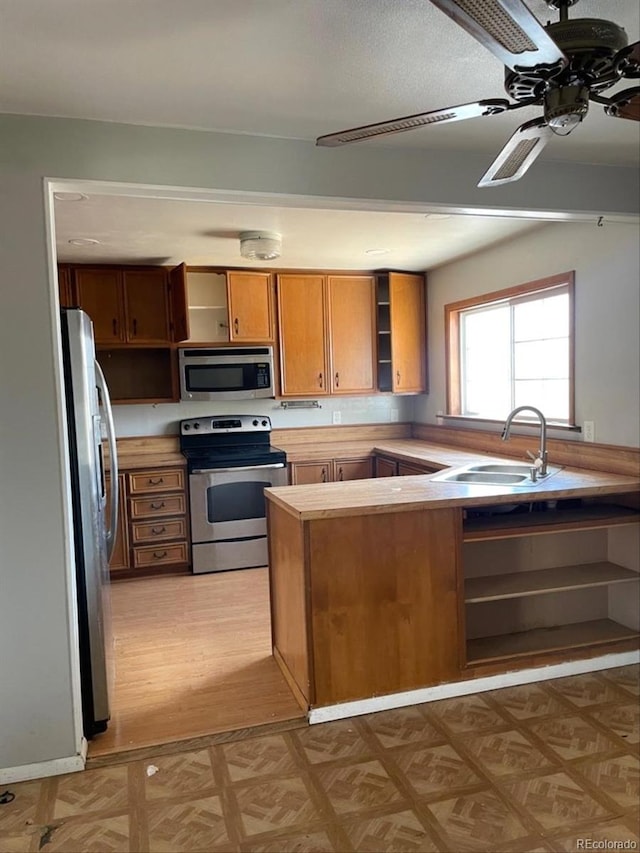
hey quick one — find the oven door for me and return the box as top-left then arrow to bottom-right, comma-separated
189,463 -> 287,544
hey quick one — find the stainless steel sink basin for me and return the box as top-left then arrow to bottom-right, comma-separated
443,471 -> 528,484
431,462 -> 562,486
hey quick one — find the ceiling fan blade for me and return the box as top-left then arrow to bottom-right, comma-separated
615,41 -> 640,78
429,0 -> 566,71
604,87 -> 640,122
316,99 -> 511,147
478,117 -> 553,187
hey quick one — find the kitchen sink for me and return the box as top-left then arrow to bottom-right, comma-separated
431,462 -> 562,486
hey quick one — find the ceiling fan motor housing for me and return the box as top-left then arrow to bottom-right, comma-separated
504,18 -> 629,101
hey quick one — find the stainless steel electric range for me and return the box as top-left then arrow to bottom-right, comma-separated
180,415 -> 287,574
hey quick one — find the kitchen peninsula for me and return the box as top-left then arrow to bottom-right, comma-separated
265,441 -> 640,717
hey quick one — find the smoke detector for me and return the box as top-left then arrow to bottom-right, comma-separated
239,230 -> 282,261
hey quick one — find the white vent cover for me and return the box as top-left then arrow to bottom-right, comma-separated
239,230 -> 282,261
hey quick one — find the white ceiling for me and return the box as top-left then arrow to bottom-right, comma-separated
11,0 -> 634,269
53,193 -> 546,269
1,0 -> 639,167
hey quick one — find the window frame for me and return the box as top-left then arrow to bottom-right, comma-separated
445,271 -> 575,426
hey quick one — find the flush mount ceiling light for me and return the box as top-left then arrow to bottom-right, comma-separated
239,230 -> 282,261
364,248 -> 391,256
54,192 -> 89,202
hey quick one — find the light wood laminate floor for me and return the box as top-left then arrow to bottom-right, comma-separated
88,569 -> 305,760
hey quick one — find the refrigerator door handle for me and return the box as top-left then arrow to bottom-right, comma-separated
95,360 -> 119,562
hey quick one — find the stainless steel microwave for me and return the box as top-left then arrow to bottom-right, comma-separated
178,347 -> 275,401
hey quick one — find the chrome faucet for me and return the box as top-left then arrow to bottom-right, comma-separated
501,405 -> 548,476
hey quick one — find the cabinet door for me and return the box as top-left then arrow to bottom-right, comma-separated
124,269 -> 170,343
335,457 -> 373,481
74,268 -> 125,343
398,462 -> 435,476
107,473 -> 130,573
374,456 -> 398,477
228,272 -> 273,341
327,276 -> 376,394
277,275 -> 328,396
390,273 -> 427,393
169,263 -> 190,342
57,265 -> 76,307
290,461 -> 333,485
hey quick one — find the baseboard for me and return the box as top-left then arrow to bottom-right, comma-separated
308,650 -> 640,724
0,738 -> 87,784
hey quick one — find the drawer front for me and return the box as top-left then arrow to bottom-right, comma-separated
128,468 -> 185,495
129,494 -> 186,519
131,518 -> 187,545
132,541 -> 189,569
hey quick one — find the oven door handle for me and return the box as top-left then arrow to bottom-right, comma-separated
190,463 -> 286,475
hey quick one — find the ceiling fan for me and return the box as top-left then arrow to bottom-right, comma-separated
316,0 -> 640,187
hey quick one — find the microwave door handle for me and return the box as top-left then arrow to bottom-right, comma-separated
191,463 -> 285,475
95,359 -> 119,562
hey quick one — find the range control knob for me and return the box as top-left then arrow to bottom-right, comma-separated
193,422 -> 200,429
252,419 -> 259,426
183,423 -> 191,431
261,419 -> 268,426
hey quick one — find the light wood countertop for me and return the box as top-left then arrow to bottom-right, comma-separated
265,440 -> 640,520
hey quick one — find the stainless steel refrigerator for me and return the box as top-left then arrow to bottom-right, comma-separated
60,308 -> 118,739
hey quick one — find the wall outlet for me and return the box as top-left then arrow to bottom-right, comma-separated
332,411 -> 342,425
583,420 -> 595,442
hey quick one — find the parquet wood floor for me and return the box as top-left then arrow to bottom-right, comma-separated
2,666 -> 638,852
87,568 -> 305,760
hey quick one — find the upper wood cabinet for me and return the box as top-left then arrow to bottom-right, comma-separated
277,274 -> 329,396
277,273 -> 376,397
57,264 -> 76,308
184,268 -> 274,343
228,271 -> 274,341
377,272 -> 427,393
72,266 -> 189,345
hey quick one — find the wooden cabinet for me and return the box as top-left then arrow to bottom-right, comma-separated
184,268 -> 273,343
106,473 -> 129,573
290,456 -> 373,485
110,465 -> 190,578
461,498 -> 640,669
228,271 -> 274,341
374,455 -> 438,477
74,266 -> 178,345
57,264 -> 76,307
277,274 -> 376,397
377,272 -> 427,393
268,502 -> 461,707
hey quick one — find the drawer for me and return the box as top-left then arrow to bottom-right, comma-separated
129,494 -> 186,520
132,541 -> 189,569
131,518 -> 187,545
128,468 -> 185,495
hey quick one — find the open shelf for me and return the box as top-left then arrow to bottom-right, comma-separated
465,561 -> 639,603
467,619 -> 639,665
464,504 -> 640,542
97,348 -> 176,403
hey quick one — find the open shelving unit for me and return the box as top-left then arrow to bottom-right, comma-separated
461,499 -> 640,667
185,270 -> 229,343
376,277 -> 392,392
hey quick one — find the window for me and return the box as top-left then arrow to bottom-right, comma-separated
446,272 -> 575,424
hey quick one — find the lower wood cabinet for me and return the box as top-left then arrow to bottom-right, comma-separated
109,465 -> 190,578
374,454 -> 438,477
289,456 -> 373,485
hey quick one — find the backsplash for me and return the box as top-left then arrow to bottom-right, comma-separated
112,395 -> 416,436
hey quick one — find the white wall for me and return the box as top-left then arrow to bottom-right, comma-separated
416,221 -> 640,447
0,113 -> 638,779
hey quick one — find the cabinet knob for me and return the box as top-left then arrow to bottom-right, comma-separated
396,370 -> 401,386
338,467 -> 343,481
148,477 -> 164,486
335,372 -> 339,388
321,467 -> 327,483
132,318 -> 138,336
151,526 -> 166,536
112,318 -> 118,336
152,550 -> 168,560
318,372 -> 323,388
150,501 -> 165,510
234,318 -> 239,334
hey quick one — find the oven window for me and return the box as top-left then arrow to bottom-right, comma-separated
206,481 -> 269,523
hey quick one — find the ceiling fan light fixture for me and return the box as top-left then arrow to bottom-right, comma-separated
239,230 -> 282,261
544,85 -> 589,135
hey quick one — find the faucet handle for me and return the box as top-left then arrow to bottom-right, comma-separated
525,450 -> 537,462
